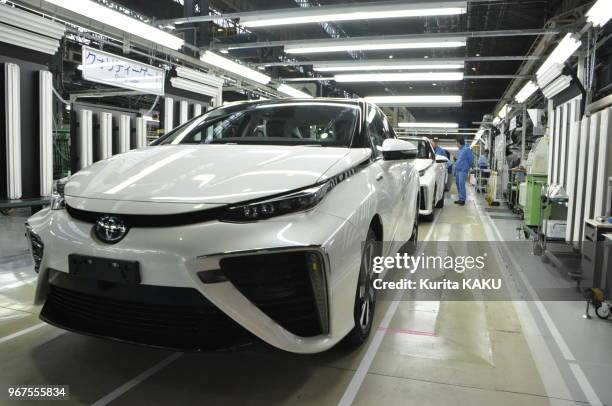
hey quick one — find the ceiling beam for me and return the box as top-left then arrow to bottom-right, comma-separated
256,56 -> 540,67
208,29 -> 564,51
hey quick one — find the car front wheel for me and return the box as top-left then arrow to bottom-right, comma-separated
345,228 -> 378,346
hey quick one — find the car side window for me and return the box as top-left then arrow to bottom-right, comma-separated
367,106 -> 388,158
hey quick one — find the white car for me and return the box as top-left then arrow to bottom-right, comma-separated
399,136 -> 448,221
26,99 -> 420,353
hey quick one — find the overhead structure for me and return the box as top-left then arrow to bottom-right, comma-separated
398,122 -> 459,129
200,51 -> 271,85
277,84 -> 313,98
0,3 -> 66,55
313,59 -> 465,72
364,95 -> 462,107
44,0 -> 184,50
514,81 -> 539,103
238,1 -> 467,27
334,72 -> 464,83
284,36 -> 467,54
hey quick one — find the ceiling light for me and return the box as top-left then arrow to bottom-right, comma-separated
586,0 -> 612,27
239,1 -> 467,27
536,63 -> 564,88
492,117 -> 501,125
285,36 -> 466,54
277,84 -> 313,98
313,60 -> 464,72
514,81 -> 539,103
364,95 -> 462,107
170,77 -> 221,97
44,0 -> 184,50
536,33 -> 582,77
200,51 -> 271,85
175,67 -> 224,87
542,75 -> 572,99
335,72 -> 463,82
398,122 -> 459,129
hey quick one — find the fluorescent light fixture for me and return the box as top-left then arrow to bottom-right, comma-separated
542,75 -> 572,99
536,63 -> 564,88
277,84 -> 313,98
170,77 -> 221,97
285,36 -> 466,54
44,0 -> 184,50
5,63 -> 22,199
586,0 -> 612,27
0,22 -> 61,55
239,1 -> 467,27
536,33 -> 582,76
514,80 -> 538,103
175,67 -> 224,87
398,122 -> 459,129
314,62 -> 464,72
334,72 -> 464,82
492,117 -> 501,125
1,3 -> 65,40
364,95 -> 462,107
200,51 -> 271,85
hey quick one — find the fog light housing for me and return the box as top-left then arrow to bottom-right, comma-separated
25,223 -> 44,273
306,252 -> 329,334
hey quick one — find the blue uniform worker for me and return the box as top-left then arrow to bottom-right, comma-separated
454,137 -> 473,205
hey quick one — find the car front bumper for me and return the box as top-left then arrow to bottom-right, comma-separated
27,207 -> 363,353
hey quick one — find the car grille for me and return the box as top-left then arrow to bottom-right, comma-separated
219,251 -> 327,337
40,270 -> 251,351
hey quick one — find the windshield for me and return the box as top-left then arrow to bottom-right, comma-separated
406,139 -> 432,159
154,102 -> 359,147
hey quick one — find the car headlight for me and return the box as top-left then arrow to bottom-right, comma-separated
50,177 -> 69,210
222,182 -> 332,222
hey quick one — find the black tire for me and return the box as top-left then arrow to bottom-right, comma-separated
405,193 -> 419,254
345,228 -> 378,346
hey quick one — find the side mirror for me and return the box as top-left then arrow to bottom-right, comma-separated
435,154 -> 449,163
382,139 -> 417,161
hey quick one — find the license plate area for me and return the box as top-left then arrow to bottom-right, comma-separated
68,254 -> 140,285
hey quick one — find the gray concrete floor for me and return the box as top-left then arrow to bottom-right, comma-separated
0,187 -> 610,405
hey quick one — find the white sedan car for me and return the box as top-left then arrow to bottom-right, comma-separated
399,136 -> 448,221
26,99 -> 420,353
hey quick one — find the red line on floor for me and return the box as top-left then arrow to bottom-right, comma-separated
377,326 -> 437,336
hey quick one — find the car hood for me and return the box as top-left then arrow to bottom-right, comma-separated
413,158 -> 435,172
65,145 -> 369,205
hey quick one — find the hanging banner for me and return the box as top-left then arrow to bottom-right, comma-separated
81,46 -> 164,96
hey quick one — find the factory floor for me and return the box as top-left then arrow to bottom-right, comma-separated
1,187 -> 611,406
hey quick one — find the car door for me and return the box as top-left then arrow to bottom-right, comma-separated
366,106 -> 413,251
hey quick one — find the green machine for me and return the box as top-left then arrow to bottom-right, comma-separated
518,136 -> 550,228
522,174 -> 548,226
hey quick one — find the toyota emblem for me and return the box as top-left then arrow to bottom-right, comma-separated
94,215 -> 128,244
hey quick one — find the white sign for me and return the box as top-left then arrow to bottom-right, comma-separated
81,46 -> 165,96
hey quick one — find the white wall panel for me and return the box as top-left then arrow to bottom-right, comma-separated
134,117 -> 147,149
552,105 -> 561,184
115,114 -> 130,154
572,117 -> 590,245
4,63 -> 21,199
77,109 -> 93,169
547,101 -> 554,181
594,107 -> 612,217
98,112 -> 112,160
559,103 -> 568,187
39,70 -> 53,196
180,100 -> 189,124
565,119 -> 579,242
193,103 -> 202,117
164,97 -> 174,132
584,113 -> 600,222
